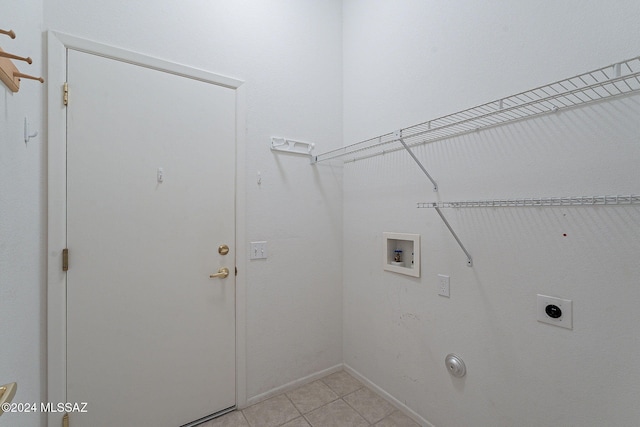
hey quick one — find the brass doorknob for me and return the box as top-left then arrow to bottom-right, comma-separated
0,382 -> 17,416
209,267 -> 229,279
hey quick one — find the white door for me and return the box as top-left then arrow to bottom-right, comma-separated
66,49 -> 236,427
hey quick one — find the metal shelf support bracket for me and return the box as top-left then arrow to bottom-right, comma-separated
396,131 -> 438,192
433,204 -> 473,267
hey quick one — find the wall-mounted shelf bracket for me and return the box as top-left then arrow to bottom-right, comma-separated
432,204 -> 473,267
396,131 -> 438,191
271,137 -> 315,163
0,47 -> 20,92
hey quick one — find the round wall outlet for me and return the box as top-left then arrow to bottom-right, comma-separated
537,294 -> 572,329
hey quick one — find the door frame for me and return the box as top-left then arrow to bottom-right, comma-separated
46,31 -> 247,427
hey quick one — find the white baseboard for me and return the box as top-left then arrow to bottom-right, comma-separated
244,364 -> 344,408
343,364 -> 434,427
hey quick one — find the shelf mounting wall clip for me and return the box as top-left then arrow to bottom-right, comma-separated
24,117 -> 38,143
270,137 -> 316,164
395,130 -> 438,191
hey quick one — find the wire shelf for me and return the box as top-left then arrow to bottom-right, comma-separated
417,195 -> 640,209
315,56 -> 640,163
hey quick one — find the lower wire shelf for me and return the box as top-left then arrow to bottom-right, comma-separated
419,195 -> 640,267
418,195 -> 640,209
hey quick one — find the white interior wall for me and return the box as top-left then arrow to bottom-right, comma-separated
0,1 -> 46,426
3,3 -> 343,426
342,1 -> 640,426
43,0 -> 345,402
4,1 -> 640,427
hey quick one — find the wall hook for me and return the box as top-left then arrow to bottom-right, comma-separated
24,117 -> 38,143
0,29 -> 16,39
0,50 -> 32,64
14,71 -> 44,83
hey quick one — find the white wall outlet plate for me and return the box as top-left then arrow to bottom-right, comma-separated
537,294 -> 572,329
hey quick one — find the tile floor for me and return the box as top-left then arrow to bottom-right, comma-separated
201,370 -> 420,427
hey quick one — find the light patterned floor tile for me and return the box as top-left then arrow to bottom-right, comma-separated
238,371 -> 423,427
199,410 -> 250,427
286,380 -> 339,414
282,417 -> 311,427
374,410 -> 421,427
305,399 -> 369,427
321,371 -> 364,397
343,387 -> 396,424
242,394 -> 300,427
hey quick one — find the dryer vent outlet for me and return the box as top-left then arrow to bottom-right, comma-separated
445,353 -> 466,378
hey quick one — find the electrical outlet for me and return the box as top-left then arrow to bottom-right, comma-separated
537,294 -> 572,329
438,274 -> 450,297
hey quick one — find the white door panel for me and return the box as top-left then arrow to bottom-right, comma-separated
66,49 -> 236,427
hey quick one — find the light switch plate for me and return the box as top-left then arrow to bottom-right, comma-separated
438,274 -> 450,297
537,294 -> 572,329
250,241 -> 267,259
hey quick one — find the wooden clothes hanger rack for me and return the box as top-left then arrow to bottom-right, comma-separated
0,28 -> 44,92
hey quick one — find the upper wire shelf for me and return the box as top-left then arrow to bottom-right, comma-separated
314,56 -> 640,163
418,195 -> 640,209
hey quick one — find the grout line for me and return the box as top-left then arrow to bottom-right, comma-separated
302,398 -> 373,426
246,364 -> 343,406
340,394 -> 373,425
283,392 -> 302,419
304,409 -> 316,427
215,374 -> 415,426
239,410 -> 251,427
344,365 -> 432,426
318,373 -> 365,398
241,370 -> 401,426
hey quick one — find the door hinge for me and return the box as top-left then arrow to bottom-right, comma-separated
62,413 -> 69,427
62,248 -> 69,271
63,82 -> 69,106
